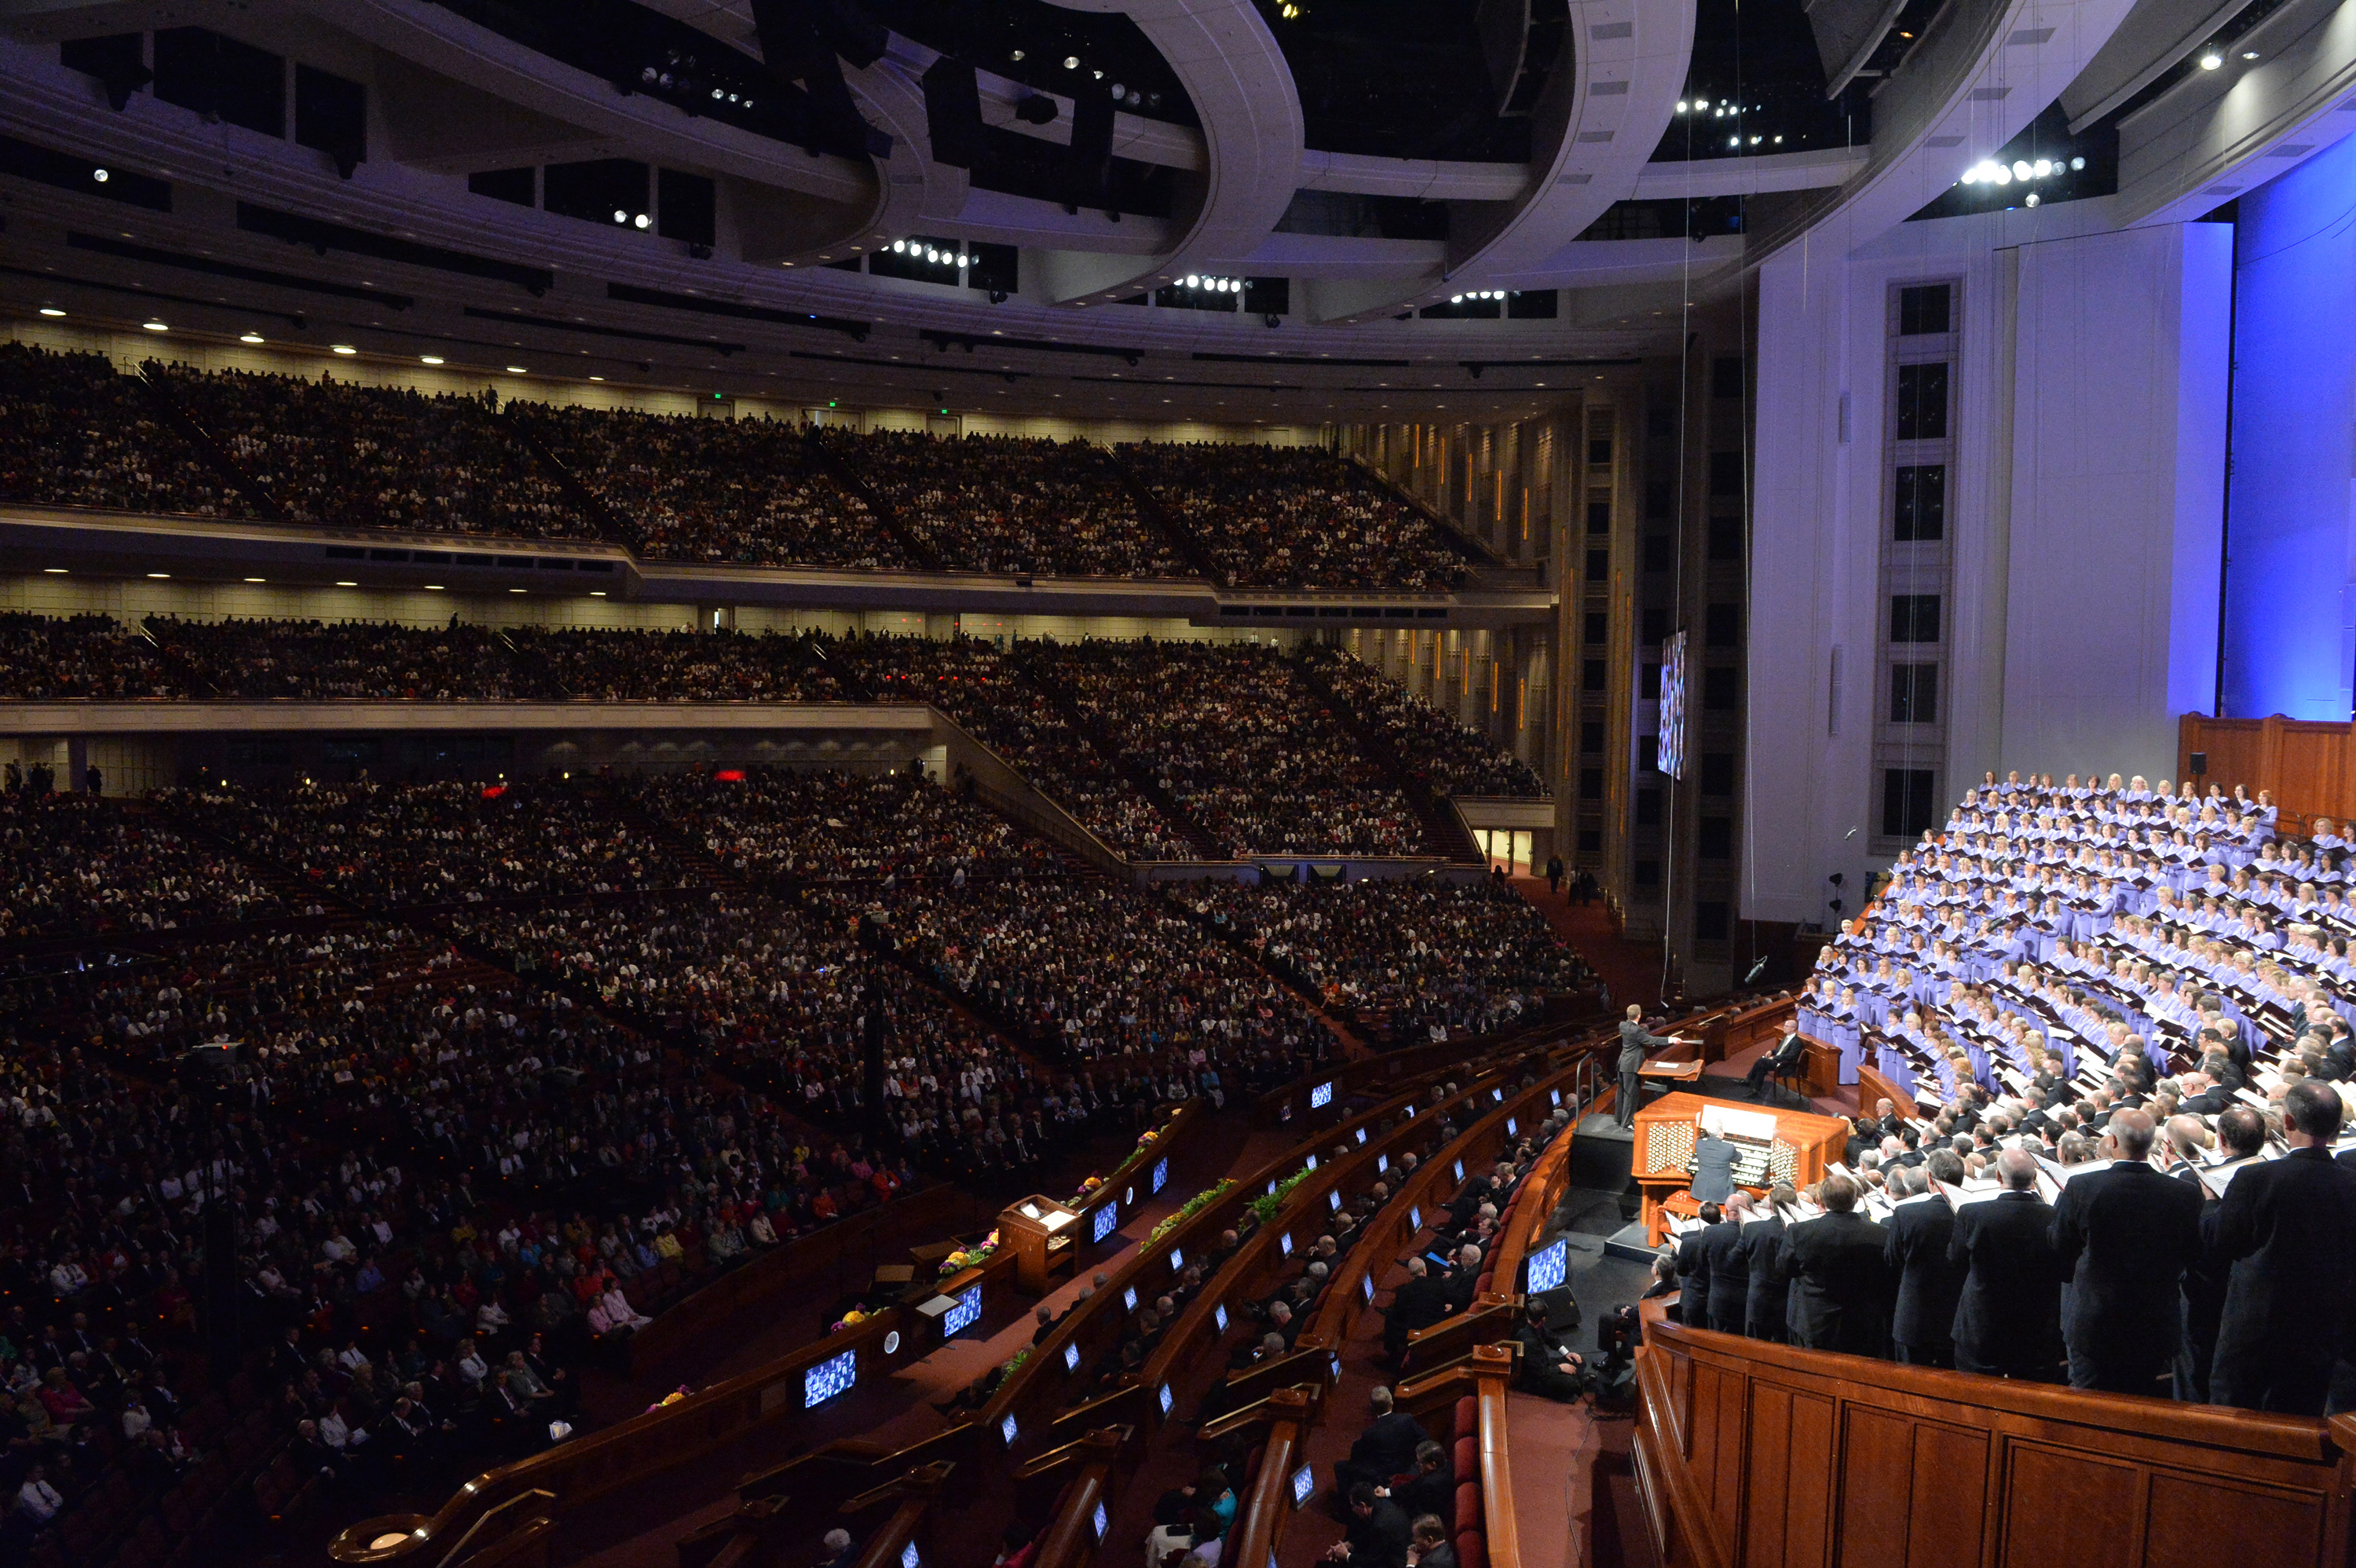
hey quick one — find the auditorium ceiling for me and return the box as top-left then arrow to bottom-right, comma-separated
0,0 -> 2349,418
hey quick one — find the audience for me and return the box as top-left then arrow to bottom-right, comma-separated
1297,645 -> 1546,798
1117,442 -> 1466,592
0,788 -> 287,939
823,429 -> 1185,579
0,345 -> 253,518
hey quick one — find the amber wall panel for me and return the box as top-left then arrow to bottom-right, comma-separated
2143,1471 -> 2326,1568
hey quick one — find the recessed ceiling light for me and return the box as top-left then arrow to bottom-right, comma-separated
588,590 -> 606,597
240,332 -> 265,344
146,572 -> 169,579
37,308 -> 64,318
142,320 -> 168,332
507,367 -> 527,375
424,584 -> 445,591
509,588 -> 527,594
2200,51 -> 2223,68
42,568 -> 66,575
243,576 -> 265,583
332,344 -> 357,354
420,356 -> 444,365
2242,49 -> 2259,58
589,375 -> 604,382
335,580 -> 357,587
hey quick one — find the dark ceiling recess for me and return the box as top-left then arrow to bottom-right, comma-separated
153,27 -> 285,137
237,203 -> 557,295
1252,0 -> 1529,162
0,132 -> 169,210
57,34 -> 149,112
1575,196 -> 1746,240
544,159 -> 652,228
67,232 -> 414,308
866,0 -> 1196,126
470,167 -> 536,207
923,55 -> 1158,213
657,169 -> 717,248
432,0 -> 887,160
294,64 -> 369,179
1652,0 -> 1874,163
604,281 -> 872,342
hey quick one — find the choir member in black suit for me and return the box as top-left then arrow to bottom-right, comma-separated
1739,1184 -> 1797,1342
1781,1175 -> 1890,1356
1948,1149 -> 2061,1380
1700,1192 -> 1754,1334
2210,1080 -> 2356,1415
1883,1151 -> 1967,1368
2050,1109 -> 2204,1394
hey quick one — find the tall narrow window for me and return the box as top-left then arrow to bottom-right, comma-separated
1893,464 -> 1946,540
1896,364 -> 1949,441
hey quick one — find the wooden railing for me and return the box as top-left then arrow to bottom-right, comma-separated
1632,1298 -> 2356,1568
331,1103 -> 1200,1567
1223,1384 -> 1326,1568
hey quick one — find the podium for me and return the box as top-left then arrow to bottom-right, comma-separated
1631,1093 -> 1849,1245
997,1194 -> 1083,1296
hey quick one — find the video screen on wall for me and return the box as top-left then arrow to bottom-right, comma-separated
1658,630 -> 1689,780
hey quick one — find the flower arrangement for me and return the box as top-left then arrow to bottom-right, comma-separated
939,1228 -> 1002,1275
1149,1179 -> 1235,1245
1249,1168 -> 1312,1226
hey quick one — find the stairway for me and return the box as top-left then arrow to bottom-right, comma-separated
504,409 -> 648,553
802,426 -> 946,572
1007,647 -> 1226,859
1097,444 -> 1223,582
135,363 -> 291,521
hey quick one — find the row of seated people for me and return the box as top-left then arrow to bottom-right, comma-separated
0,1014 -> 906,1568
0,345 -> 252,521
1114,442 -> 1468,592
3,349 -> 1471,589
638,766 -> 1066,883
155,778 -> 694,912
453,891 -> 1137,1179
0,789 -> 292,941
887,875 -> 1338,1075
1182,875 -> 1590,1044
141,618 -> 850,704
1293,645 -> 1546,799
829,634 -> 1195,861
0,616 -> 1524,857
149,364 -> 582,541
1666,1076 -> 2353,1416
815,427 -> 1189,579
1035,641 -> 1422,857
526,404 -> 902,568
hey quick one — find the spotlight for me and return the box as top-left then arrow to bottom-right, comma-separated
2031,159 -> 2051,177
141,320 -> 167,332
1063,55 -> 1079,69
2199,51 -> 2222,68
507,366 -> 528,374
37,307 -> 64,317
332,344 -> 357,353
2070,156 -> 2085,170
2025,192 -> 2040,206
241,332 -> 265,344
1992,165 -> 2011,185
2242,49 -> 2259,58
1676,100 -> 1688,111
92,167 -> 108,183
2012,160 -> 2031,179
893,239 -> 907,253
420,356 -> 444,365
634,214 -> 650,228
613,209 -> 628,222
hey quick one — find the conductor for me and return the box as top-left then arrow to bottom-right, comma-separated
1616,1006 -> 1696,1128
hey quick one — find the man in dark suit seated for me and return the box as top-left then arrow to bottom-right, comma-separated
1331,1385 -> 1429,1497
1511,1299 -> 1588,1401
1882,1152 -> 1966,1367
1672,1204 -> 1721,1327
1745,1031 -> 1805,1100
1781,1175 -> 1890,1356
1326,1483 -> 1411,1568
1948,1149 -> 2061,1380
1700,1192 -> 1754,1334
1739,1183 -> 1797,1342
1381,1257 -> 1449,1365
2210,1080 -> 2356,1414
2051,1108 -> 2204,1394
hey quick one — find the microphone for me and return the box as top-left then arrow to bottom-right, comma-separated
1743,955 -> 1769,985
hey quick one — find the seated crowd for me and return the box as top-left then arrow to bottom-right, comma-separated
1296,645 -> 1548,799
1114,442 -> 1468,592
832,634 -> 1195,860
638,766 -> 1064,884
1730,769 -> 2356,1413
0,788 -> 287,941
1036,641 -> 1422,857
525,404 -> 902,568
1185,875 -> 1588,1043
150,365 -> 582,541
0,614 -> 174,702
891,876 -> 1335,1086
4,354 -> 1476,589
0,345 -> 252,520
822,429 -> 1187,579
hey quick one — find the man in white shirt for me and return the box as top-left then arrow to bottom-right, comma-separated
17,1466 -> 61,1522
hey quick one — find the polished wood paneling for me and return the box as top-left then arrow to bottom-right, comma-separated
1630,1300 -> 2356,1568
2179,715 -> 2356,835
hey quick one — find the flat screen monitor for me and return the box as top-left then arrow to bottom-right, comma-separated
1525,1237 -> 1570,1296
1659,629 -> 1689,779
1310,1081 -> 1334,1109
1092,1202 -> 1119,1244
803,1348 -> 857,1409
942,1284 -> 982,1337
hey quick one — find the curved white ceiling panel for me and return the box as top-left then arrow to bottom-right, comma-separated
1306,0 -> 1696,324
1033,0 -> 1304,305
2113,0 -> 2356,223
1743,0 -> 2139,266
